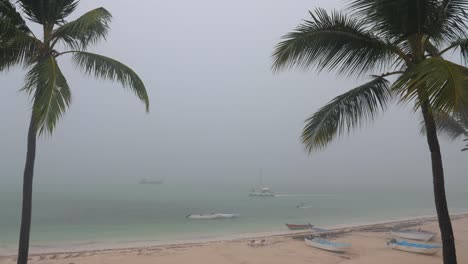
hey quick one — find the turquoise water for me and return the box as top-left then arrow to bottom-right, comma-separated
1,182 -> 467,253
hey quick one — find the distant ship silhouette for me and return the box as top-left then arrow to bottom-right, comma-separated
139,178 -> 163,184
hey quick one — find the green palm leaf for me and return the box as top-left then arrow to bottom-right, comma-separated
70,51 -> 149,111
0,18 -> 39,70
392,57 -> 468,112
0,0 -> 30,32
52,7 -> 112,49
302,77 -> 391,151
349,0 -> 468,42
23,56 -> 71,134
18,0 -> 78,25
272,8 -> 404,76
438,38 -> 468,64
420,111 -> 467,139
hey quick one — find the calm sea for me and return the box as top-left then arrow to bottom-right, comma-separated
1,182 -> 467,254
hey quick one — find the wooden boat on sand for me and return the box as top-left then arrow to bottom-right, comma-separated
304,238 -> 351,252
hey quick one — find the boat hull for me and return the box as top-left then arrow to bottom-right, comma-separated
388,240 -> 441,255
249,193 -> 275,197
186,213 -> 239,219
390,231 -> 435,241
286,223 -> 314,230
304,238 -> 351,253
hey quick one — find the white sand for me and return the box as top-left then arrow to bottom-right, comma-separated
1,215 -> 467,264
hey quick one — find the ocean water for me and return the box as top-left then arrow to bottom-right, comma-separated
0,182 -> 467,254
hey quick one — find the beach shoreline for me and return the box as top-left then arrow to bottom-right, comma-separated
2,212 -> 467,258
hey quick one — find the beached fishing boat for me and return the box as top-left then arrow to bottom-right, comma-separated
285,223 -> 314,230
186,213 -> 239,219
304,238 -> 351,252
387,239 -> 441,255
390,230 -> 435,241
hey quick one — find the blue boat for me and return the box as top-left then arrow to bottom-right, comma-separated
387,239 -> 441,255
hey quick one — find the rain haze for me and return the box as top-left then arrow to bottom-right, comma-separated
1,1 -> 467,192
2,0 -> 468,261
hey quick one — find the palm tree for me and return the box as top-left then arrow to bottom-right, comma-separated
424,109 -> 468,151
0,1 -> 149,263
272,1 -> 468,263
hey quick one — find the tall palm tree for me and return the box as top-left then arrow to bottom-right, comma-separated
272,1 -> 468,263
0,1 -> 149,263
424,109 -> 468,151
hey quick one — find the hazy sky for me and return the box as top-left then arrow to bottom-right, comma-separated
0,0 -> 466,192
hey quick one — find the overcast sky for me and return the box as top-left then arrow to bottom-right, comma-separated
0,0 -> 466,192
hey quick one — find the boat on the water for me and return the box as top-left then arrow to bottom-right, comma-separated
249,187 -> 275,197
296,203 -> 313,209
249,169 -> 275,197
390,229 -> 435,241
304,238 -> 351,252
387,239 -> 441,255
285,223 -> 314,230
186,213 -> 240,219
139,178 -> 163,184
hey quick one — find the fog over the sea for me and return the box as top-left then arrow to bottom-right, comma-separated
1,0 -> 466,193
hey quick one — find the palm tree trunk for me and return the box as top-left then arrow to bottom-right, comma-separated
421,101 -> 457,264
17,116 -> 37,264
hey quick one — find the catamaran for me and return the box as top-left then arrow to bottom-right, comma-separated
249,169 -> 275,197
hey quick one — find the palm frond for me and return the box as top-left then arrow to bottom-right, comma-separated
349,0 -> 456,41
0,0 -> 30,32
0,18 -> 39,70
438,38 -> 468,64
70,51 -> 149,111
301,77 -> 391,152
392,57 -> 468,113
52,7 -> 111,50
18,0 -> 78,25
22,56 -> 72,134
420,111 -> 467,140
272,8 -> 403,76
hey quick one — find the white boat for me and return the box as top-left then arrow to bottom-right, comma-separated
249,169 -> 275,197
387,239 -> 441,255
249,187 -> 275,197
390,230 -> 435,241
304,238 -> 351,253
186,213 -> 239,219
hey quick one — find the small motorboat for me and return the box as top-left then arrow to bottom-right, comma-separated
390,229 -> 436,241
387,239 -> 441,255
296,203 -> 313,209
304,238 -> 351,252
186,213 -> 239,219
285,223 -> 314,230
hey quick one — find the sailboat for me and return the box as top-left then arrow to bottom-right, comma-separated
249,169 -> 275,197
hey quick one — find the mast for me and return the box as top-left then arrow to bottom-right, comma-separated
259,168 -> 263,187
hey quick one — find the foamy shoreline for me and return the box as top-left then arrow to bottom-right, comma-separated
2,212 -> 467,257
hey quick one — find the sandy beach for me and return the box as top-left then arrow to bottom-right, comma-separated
1,214 -> 467,264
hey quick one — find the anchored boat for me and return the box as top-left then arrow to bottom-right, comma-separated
186,213 -> 239,219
